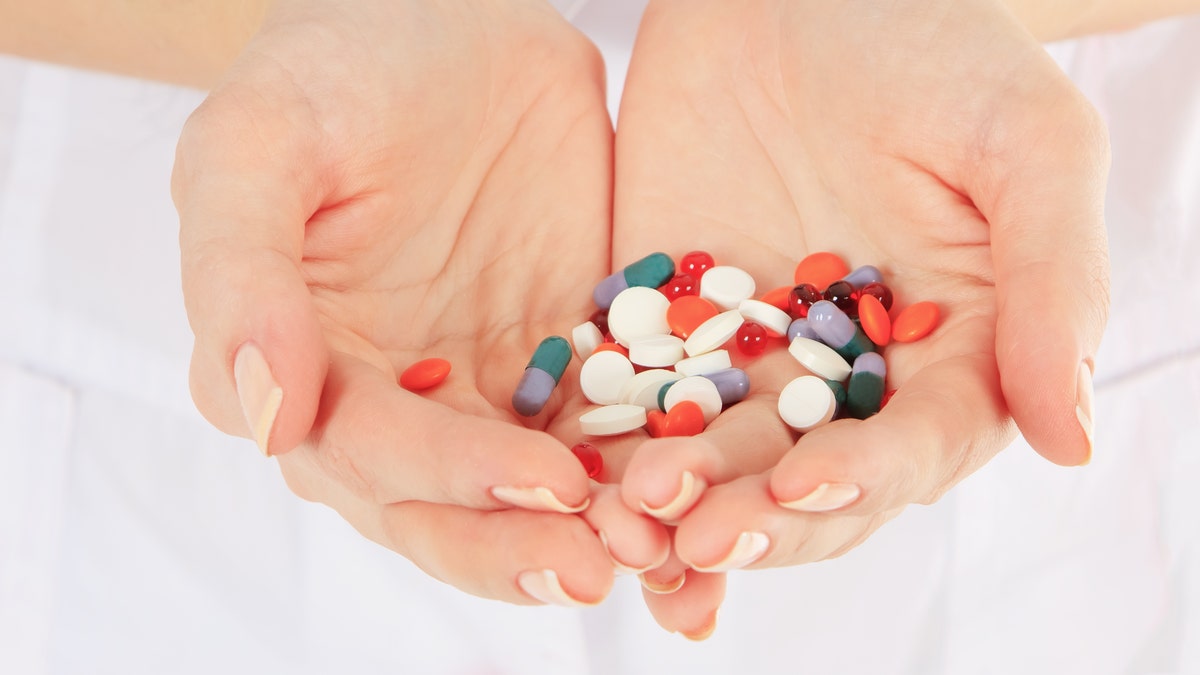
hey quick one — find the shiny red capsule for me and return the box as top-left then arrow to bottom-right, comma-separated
660,273 -> 698,301
570,442 -> 603,478
680,250 -> 715,278
736,321 -> 768,356
788,283 -> 823,318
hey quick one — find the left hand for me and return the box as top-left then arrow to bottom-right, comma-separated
611,0 -> 1110,635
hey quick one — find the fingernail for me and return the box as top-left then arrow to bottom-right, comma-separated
679,609 -> 720,641
234,342 -> 283,457
691,531 -> 769,573
639,470 -> 701,522
777,482 -> 861,512
517,569 -> 598,607
599,531 -> 658,575
491,486 -> 589,514
639,571 -> 687,594
1076,359 -> 1095,465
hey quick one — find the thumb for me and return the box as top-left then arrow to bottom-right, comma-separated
971,83 -> 1111,467
173,96 -> 329,457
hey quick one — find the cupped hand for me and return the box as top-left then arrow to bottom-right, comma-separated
612,0 -> 1110,634
173,0 -> 668,606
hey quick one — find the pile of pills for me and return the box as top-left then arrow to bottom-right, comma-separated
509,251 -> 940,477
397,251 -> 938,480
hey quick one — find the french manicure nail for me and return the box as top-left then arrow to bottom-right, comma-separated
777,482 -> 861,512
639,571 -> 687,595
491,486 -> 589,514
234,342 -> 282,457
679,609 -> 720,641
517,569 -> 598,607
1076,359 -> 1095,465
691,531 -> 769,573
639,470 -> 701,521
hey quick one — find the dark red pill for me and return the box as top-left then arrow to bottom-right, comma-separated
860,283 -> 894,311
823,280 -> 858,314
788,283 -> 823,318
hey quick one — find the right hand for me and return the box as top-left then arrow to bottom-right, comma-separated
173,0 -> 668,606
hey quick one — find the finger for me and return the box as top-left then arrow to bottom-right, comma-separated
174,93 -> 329,457
580,483 -> 671,575
638,545 -> 691,596
769,338 -> 1014,516
968,78 -> 1111,466
281,448 -> 615,606
308,352 -> 591,513
640,568 -> 725,641
674,473 -> 900,572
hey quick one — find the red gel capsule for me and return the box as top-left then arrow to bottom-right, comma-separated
660,273 -> 698,301
399,358 -> 451,391
589,309 -> 610,336
736,321 -> 768,356
571,442 -> 603,478
787,283 -> 823,318
680,250 -> 715,278
859,282 -> 894,311
823,280 -> 858,315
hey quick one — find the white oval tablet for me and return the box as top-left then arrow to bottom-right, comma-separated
663,376 -> 723,424
674,349 -> 732,377
628,334 -> 686,367
699,266 -> 756,311
778,376 -> 838,432
683,310 -> 743,357
620,369 -> 684,410
738,298 -> 792,336
572,321 -> 604,360
788,337 -> 853,381
580,404 -> 648,436
580,350 -> 636,405
607,286 -> 671,347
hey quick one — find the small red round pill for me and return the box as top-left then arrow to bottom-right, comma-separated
571,442 -> 603,479
399,357 -> 451,391
858,294 -> 892,347
794,252 -> 851,290
660,273 -> 698,301
680,250 -> 716,278
736,321 -> 768,356
892,301 -> 940,343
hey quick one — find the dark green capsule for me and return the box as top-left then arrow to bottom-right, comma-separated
526,336 -> 572,384
846,352 -> 887,420
824,379 -> 848,419
623,252 -> 675,289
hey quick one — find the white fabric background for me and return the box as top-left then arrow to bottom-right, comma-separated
1,2 -> 1197,673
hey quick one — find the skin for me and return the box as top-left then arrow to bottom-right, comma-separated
613,0 -> 1111,634
172,0 -> 669,605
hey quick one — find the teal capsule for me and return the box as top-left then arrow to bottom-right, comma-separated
808,300 -> 876,362
824,379 -> 848,418
525,336 -> 572,384
846,352 -> 886,419
624,252 -> 675,289
657,381 -> 674,412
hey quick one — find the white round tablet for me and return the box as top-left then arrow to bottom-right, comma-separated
674,349 -> 732,377
579,350 -> 635,405
663,376 -> 723,424
699,266 -> 757,311
607,286 -> 671,347
737,298 -> 792,336
620,369 -> 684,410
571,320 -> 604,360
628,334 -> 686,367
580,404 -> 648,436
778,376 -> 838,432
788,337 -> 853,381
683,310 -> 743,357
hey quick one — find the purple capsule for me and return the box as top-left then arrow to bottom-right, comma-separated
512,367 -> 558,417
808,300 -> 876,361
701,367 -> 750,407
841,265 -> 883,289
787,318 -> 819,343
592,273 -> 630,310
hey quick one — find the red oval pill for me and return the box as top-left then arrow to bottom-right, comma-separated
667,295 -> 719,339
892,301 -> 940,343
663,400 -> 705,437
399,357 -> 452,391
759,285 -> 793,312
794,252 -> 851,290
858,294 -> 892,347
645,410 -> 668,438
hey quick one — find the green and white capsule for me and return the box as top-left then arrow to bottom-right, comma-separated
512,336 -> 572,417
808,300 -> 876,362
846,352 -> 887,420
592,252 -> 675,310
